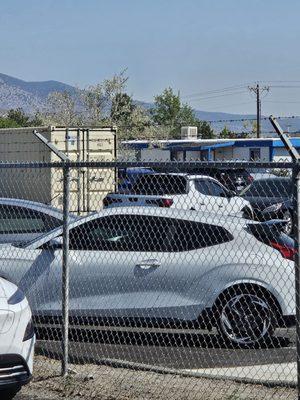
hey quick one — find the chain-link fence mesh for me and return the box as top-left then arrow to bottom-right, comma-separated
0,160 -> 298,399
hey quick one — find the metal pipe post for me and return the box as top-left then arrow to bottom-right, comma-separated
293,165 -> 300,399
61,164 -> 70,377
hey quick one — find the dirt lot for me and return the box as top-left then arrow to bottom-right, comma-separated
14,356 -> 297,400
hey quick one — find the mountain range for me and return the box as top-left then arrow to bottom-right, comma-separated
0,72 -> 298,135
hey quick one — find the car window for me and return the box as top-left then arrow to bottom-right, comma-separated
132,174 -> 188,195
206,181 -> 227,196
196,180 -> 227,197
69,215 -> 233,252
173,219 -> 234,251
240,179 -> 291,198
0,205 -> 61,234
194,180 -> 210,195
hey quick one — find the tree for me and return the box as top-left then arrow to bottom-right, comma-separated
111,93 -> 135,126
219,126 -> 236,139
81,70 -> 128,126
0,108 -> 43,128
0,117 -> 20,128
151,87 -> 181,128
7,109 -> 30,126
44,91 -> 80,126
197,121 -> 215,139
151,87 -> 201,138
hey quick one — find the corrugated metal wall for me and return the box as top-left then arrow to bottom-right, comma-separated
0,126 -> 117,214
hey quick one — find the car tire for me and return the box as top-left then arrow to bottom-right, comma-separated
215,287 -> 277,348
0,388 -> 21,399
283,209 -> 293,236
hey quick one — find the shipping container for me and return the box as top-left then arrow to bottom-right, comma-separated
0,126 -> 117,214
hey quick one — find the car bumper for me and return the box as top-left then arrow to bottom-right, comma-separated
0,353 -> 32,391
0,332 -> 35,391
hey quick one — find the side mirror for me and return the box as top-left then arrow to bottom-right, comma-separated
40,237 -> 63,250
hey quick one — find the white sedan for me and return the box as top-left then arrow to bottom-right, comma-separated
0,278 -> 34,399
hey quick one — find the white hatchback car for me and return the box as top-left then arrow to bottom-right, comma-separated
0,278 -> 34,399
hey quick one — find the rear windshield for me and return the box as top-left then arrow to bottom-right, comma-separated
240,179 -> 291,198
132,174 -> 188,195
245,222 -> 293,247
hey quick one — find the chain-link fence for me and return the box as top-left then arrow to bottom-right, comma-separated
0,160 -> 299,399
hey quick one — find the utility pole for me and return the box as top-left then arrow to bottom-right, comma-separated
248,83 -> 270,138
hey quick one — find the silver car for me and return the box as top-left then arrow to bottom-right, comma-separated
0,198 -> 77,243
0,207 -> 295,347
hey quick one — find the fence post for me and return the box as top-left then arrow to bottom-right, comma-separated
292,164 -> 300,399
62,163 -> 70,377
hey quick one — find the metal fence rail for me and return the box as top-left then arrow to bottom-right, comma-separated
0,159 -> 298,399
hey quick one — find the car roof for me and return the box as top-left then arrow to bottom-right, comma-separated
0,198 -> 77,221
135,172 -> 218,180
24,206 -> 246,249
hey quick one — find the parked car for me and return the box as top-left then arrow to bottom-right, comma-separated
240,177 -> 293,234
0,278 -> 34,399
118,167 -> 154,191
103,173 -> 250,216
0,207 -> 295,348
0,198 -> 77,244
192,167 -> 253,192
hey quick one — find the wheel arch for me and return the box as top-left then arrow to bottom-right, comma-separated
212,281 -> 283,321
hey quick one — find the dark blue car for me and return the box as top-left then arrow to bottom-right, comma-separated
118,167 -> 154,192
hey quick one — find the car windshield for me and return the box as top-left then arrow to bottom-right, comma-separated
240,179 -> 291,198
131,174 -> 188,195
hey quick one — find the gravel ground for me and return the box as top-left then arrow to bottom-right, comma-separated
13,356 -> 298,400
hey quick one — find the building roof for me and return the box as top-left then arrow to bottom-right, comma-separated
122,137 -> 300,151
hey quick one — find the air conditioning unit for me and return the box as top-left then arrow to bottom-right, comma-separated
181,126 -> 198,139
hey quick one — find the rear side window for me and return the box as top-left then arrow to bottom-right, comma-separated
241,179 -> 291,198
69,215 -> 233,252
172,219 -> 233,251
0,205 -> 61,234
132,174 -> 188,195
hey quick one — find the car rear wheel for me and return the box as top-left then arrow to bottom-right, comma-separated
216,288 -> 277,348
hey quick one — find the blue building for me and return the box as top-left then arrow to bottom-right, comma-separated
122,138 -> 300,162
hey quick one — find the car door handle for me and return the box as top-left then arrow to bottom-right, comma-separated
136,259 -> 161,270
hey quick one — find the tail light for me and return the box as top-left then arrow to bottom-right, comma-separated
23,318 -> 34,342
146,198 -> 173,207
248,175 -> 254,183
270,241 -> 296,261
160,198 -> 173,207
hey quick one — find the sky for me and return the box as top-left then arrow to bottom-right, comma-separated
1,0 -> 300,116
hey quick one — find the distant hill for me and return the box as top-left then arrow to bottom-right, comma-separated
0,73 -> 77,113
0,73 -> 299,135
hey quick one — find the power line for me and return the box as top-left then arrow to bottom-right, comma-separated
182,84 -> 250,99
204,115 -> 300,124
203,101 -> 254,110
186,90 -> 249,102
265,100 -> 300,104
